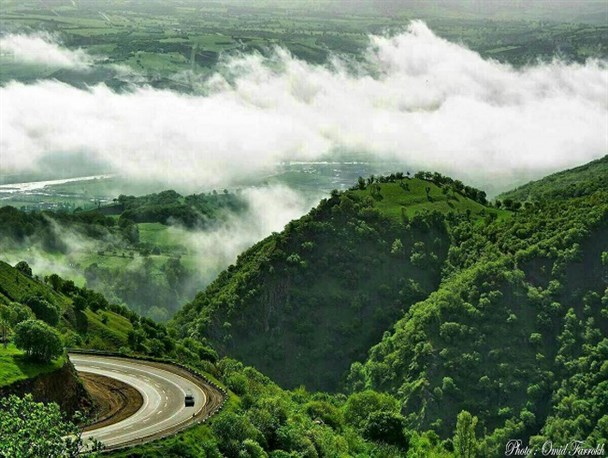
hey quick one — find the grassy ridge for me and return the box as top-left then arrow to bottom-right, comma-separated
0,261 -> 70,310
350,178 -> 510,221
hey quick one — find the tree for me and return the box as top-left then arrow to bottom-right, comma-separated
357,176 -> 366,190
45,273 -> 63,291
163,258 -> 188,292
14,261 -> 32,277
239,439 -> 268,458
391,239 -> 404,255
0,394 -> 102,457
454,410 -> 478,458
212,412 -> 263,458
0,306 -> 11,349
23,295 -> 60,326
14,319 -> 63,362
73,295 -> 87,312
343,390 -> 400,429
362,411 -> 409,448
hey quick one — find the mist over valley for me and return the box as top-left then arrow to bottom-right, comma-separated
0,2 -> 607,457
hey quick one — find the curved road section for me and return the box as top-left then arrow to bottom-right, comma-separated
69,354 -> 223,450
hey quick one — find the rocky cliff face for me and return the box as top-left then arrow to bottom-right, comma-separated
0,359 -> 93,418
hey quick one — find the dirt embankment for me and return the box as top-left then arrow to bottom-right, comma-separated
0,359 -> 93,418
81,372 -> 143,431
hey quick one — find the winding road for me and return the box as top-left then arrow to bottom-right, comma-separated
69,354 -> 224,450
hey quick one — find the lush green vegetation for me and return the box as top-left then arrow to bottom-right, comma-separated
499,154 -> 608,202
171,162 -> 607,455
109,190 -> 246,228
14,319 -> 63,363
0,394 -> 102,457
348,186 -> 607,452
112,357 -> 451,458
173,174 -> 508,391
1,159 -> 606,457
0,188 -> 247,320
0,260 -> 140,353
2,265 -> 432,458
0,344 -> 65,388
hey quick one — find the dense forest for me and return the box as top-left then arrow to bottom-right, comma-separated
499,154 -> 608,202
172,157 -> 608,455
101,190 -> 247,228
172,174 -> 505,391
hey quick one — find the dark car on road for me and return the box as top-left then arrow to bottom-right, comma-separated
185,393 -> 195,407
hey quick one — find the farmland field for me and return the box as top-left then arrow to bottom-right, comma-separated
1,0 -> 606,92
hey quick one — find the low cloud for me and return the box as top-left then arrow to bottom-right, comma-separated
0,21 -> 606,191
0,32 -> 93,70
0,184 -> 316,317
168,185 -> 317,283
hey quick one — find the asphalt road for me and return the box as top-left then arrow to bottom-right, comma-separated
69,354 -> 218,450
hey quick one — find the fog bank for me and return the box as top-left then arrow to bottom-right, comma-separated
1,21 -> 606,192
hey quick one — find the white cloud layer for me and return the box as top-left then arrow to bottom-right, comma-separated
0,32 -> 92,70
1,22 -> 606,190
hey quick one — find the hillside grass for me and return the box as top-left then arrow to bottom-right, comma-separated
0,261 -> 70,309
0,261 -> 134,352
138,222 -> 186,251
80,310 -> 133,350
349,179 -> 510,221
0,344 -> 65,388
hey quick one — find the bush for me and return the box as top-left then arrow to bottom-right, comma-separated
343,390 -> 400,429
0,394 -> 100,457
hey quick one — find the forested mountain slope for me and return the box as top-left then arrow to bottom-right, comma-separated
173,174 -> 503,391
0,259 -> 190,362
173,162 -> 607,455
0,261 -> 442,457
499,154 -> 608,202
350,185 -> 608,453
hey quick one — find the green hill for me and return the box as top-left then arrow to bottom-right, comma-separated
0,259 -> 134,389
3,162 -> 607,457
173,174 -> 506,391
498,154 -> 608,202
0,261 -> 436,458
172,164 -> 607,455
350,181 -> 608,452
